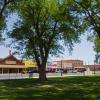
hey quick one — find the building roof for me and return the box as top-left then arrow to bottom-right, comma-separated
0,54 -> 24,66
0,65 -> 25,68
84,65 -> 100,67
55,60 -> 83,62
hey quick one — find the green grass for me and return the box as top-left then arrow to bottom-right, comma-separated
0,76 -> 100,100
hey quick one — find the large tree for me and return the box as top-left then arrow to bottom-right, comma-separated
8,0 -> 85,81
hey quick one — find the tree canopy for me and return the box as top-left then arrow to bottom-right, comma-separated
0,0 -> 15,41
73,0 -> 100,38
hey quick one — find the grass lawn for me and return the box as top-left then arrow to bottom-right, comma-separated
0,76 -> 100,100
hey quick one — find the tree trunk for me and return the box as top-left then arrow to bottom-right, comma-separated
38,65 -> 47,82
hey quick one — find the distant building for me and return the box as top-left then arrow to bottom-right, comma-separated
55,60 -> 84,70
84,64 -> 100,71
0,52 -> 100,74
54,60 -> 100,72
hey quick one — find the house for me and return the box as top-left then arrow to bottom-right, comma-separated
0,54 -> 26,74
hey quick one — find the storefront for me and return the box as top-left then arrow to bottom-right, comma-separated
74,66 -> 86,72
24,60 -> 38,73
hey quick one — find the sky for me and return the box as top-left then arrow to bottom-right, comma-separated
51,34 -> 96,64
0,14 -> 96,64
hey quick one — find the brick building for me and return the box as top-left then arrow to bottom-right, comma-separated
53,60 -> 100,72
55,60 -> 84,70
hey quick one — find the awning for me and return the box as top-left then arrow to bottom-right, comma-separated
0,65 -> 25,68
74,66 -> 86,69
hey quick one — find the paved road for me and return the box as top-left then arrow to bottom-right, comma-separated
0,71 -> 100,80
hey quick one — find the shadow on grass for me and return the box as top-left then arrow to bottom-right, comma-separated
0,76 -> 100,100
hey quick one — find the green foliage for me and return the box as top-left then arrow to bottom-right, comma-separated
9,0 -> 84,58
0,16 -> 5,30
94,37 -> 100,63
0,15 -> 6,41
8,0 -> 86,80
73,0 -> 100,63
73,0 -> 100,38
0,0 -> 16,41
88,36 -> 100,63
94,38 -> 100,52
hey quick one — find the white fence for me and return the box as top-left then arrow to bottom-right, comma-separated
0,71 -> 100,80
0,73 -> 30,80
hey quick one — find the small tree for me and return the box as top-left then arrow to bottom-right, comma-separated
8,0 -> 85,81
93,37 -> 100,64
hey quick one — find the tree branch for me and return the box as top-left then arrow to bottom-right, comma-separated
45,21 -> 58,56
73,0 -> 98,27
73,0 -> 100,37
0,0 -> 14,16
29,37 -> 41,67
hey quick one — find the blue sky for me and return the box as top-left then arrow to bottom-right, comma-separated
51,34 -> 95,64
0,14 -> 96,64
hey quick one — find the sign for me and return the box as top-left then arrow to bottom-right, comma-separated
5,61 -> 16,64
51,62 -> 58,68
25,60 -> 37,68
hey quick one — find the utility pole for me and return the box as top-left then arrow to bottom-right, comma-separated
61,57 -> 63,76
94,61 -> 95,74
